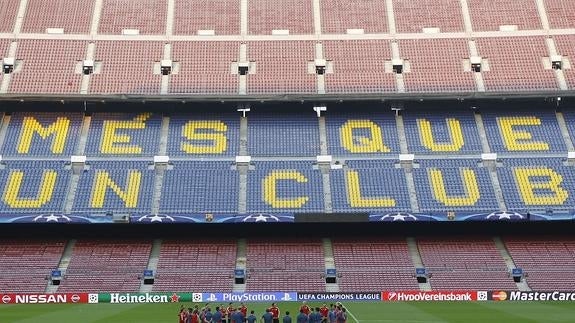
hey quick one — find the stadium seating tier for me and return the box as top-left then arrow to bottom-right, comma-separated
412,159 -> 499,212
330,160 -> 412,213
247,161 -> 325,213
475,37 -> 558,92
332,239 -> 416,291
71,161 -> 155,214
174,0 -> 240,35
496,158 -> 575,212
402,110 -> 483,154
246,41 -> 317,94
393,0 -> 464,33
22,0 -> 95,34
248,0 -> 313,35
89,41 -> 164,95
169,42 -> 239,95
325,112 -> 401,156
1,112 -> 84,157
467,0 -> 542,31
481,109 -> 566,153
0,240 -> 65,293
9,40 -> 86,94
0,0 -> 19,33
84,113 -> 162,156
159,161 -> 239,214
320,0 -> 388,34
0,161 -> 70,214
418,237 -> 517,290
544,0 -> 575,29
247,112 -> 321,156
505,237 -> 575,290
323,40 -> 396,94
166,113 -> 240,157
98,0 -> 167,35
58,240 -> 151,293
553,35 -> 575,90
399,39 -> 476,93
154,240 -> 236,292
246,240 -> 325,291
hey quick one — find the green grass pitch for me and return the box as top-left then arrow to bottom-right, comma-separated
3,301 -> 575,323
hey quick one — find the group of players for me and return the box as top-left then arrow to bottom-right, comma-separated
178,301 -> 348,323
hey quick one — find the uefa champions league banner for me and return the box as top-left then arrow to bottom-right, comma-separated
298,292 -> 381,302
369,211 -> 575,222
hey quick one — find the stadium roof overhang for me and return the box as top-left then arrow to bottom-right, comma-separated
0,90 -> 575,110
0,90 -> 575,104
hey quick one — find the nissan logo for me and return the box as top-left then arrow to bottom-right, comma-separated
71,294 -> 80,303
2,295 -> 11,304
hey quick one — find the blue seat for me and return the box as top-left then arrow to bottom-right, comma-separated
72,161 -> 154,214
482,109 -> 566,153
85,113 -> 162,156
0,160 -> 70,213
402,110 -> 483,154
247,161 -> 324,213
160,161 -> 239,213
167,113 -> 240,157
330,160 -> 411,212
325,113 -> 400,156
413,159 -> 499,212
247,112 -> 320,156
497,158 -> 575,212
2,112 -> 83,157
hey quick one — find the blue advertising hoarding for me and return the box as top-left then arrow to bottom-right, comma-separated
192,292 -> 298,303
297,292 -> 381,302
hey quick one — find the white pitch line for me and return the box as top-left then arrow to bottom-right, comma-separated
344,305 -> 361,323
343,304 -> 446,323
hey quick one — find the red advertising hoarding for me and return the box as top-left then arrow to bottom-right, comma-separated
0,293 -> 89,304
382,291 -> 482,301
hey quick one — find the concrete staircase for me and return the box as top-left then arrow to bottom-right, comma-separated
322,238 -> 339,292
493,236 -> 531,291
233,238 -> 247,292
46,239 -> 76,293
140,239 -> 162,293
406,237 -> 431,291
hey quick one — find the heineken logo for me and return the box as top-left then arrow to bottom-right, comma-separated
100,293 -> 186,304
110,293 -> 170,304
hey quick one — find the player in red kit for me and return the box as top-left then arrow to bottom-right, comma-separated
239,302 -> 248,322
179,308 -> 187,323
190,310 -> 200,323
226,302 -> 235,323
299,301 -> 310,316
268,303 -> 280,323
319,304 -> 329,323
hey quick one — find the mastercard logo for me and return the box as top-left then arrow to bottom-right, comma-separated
492,291 -> 508,301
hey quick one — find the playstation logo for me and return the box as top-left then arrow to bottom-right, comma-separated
207,293 -> 218,302
281,293 -> 292,301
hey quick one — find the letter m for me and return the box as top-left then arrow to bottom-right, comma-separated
17,117 -> 70,154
